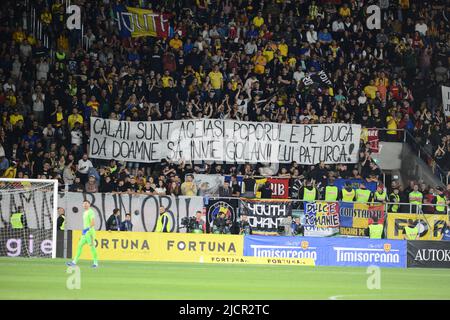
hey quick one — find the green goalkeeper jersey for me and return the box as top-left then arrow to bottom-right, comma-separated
83,208 -> 95,229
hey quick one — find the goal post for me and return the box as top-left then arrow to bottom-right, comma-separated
0,178 -> 58,259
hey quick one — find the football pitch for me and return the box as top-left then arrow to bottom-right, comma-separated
0,258 -> 449,300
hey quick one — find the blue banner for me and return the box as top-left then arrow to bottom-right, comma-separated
243,235 -> 407,268
334,178 -> 377,192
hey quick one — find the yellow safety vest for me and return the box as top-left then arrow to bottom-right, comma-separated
390,193 -> 400,212
405,226 -> 419,240
325,186 -> 338,202
374,191 -> 387,202
356,189 -> 371,203
342,189 -> 355,202
409,191 -> 423,205
156,212 -> 172,232
10,212 -> 24,229
369,224 -> 383,239
436,195 -> 447,213
303,188 -> 317,202
60,215 -> 65,230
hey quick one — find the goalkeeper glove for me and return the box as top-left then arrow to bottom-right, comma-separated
82,228 -> 90,235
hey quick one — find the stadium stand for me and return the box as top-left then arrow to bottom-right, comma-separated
0,0 -> 448,211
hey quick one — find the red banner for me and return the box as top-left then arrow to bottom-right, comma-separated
367,128 -> 379,153
268,178 -> 290,199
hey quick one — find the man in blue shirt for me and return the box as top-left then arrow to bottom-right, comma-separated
120,213 -> 133,231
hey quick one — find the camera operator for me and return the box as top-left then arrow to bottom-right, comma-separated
239,214 -> 252,235
291,217 -> 305,236
212,211 -> 232,234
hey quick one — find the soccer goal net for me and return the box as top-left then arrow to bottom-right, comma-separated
0,178 -> 58,258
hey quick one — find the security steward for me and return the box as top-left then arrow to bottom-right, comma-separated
403,219 -> 419,240
408,184 -> 423,213
356,183 -> 373,204
10,206 -> 28,229
57,207 -> 66,231
388,187 -> 401,213
155,205 -> 172,232
374,184 -> 387,203
324,177 -> 339,202
341,182 -> 356,202
365,216 -> 384,239
433,186 -> 447,214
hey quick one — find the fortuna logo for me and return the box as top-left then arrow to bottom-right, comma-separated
167,240 -> 237,253
249,244 -> 317,260
334,247 -> 400,263
414,249 -> 450,262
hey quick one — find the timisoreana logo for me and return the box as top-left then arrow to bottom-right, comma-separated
167,240 -> 237,253
301,241 -> 309,250
334,245 -> 400,263
249,243 -> 317,260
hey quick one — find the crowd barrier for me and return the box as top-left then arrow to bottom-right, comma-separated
66,231 -> 450,269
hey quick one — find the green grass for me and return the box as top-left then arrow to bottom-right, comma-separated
0,257 -> 450,299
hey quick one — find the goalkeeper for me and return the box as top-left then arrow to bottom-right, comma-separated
66,200 -> 99,268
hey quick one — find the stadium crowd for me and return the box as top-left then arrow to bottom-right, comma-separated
0,0 -> 448,209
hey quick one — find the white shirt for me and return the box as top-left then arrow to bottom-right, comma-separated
332,20 -> 345,32
306,30 -> 317,44
415,23 -> 428,36
32,93 -> 45,112
77,159 -> 93,174
71,130 -> 83,146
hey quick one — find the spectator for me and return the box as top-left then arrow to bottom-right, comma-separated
106,209 -> 121,231
120,213 -> 133,231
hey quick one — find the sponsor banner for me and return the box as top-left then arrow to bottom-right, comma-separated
89,117 -> 361,165
193,174 -> 224,196
240,199 -> 292,235
72,231 -> 244,262
113,5 -> 170,38
0,229 -> 53,257
334,178 -> 377,192
243,235 -> 406,268
367,128 -> 380,154
407,241 -> 450,268
61,192 -> 204,232
442,86 -> 450,117
207,255 -> 315,266
339,202 -> 385,237
304,201 -> 340,237
387,213 -> 448,240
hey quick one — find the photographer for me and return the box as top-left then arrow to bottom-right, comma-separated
212,211 -> 232,234
291,217 -> 305,236
239,214 -> 252,235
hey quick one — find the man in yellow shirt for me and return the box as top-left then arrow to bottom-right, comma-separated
208,65 -> 224,90
252,50 -> 267,74
278,38 -> 288,57
162,70 -> 174,88
169,34 -> 183,51
68,108 -> 83,130
364,80 -> 378,100
386,110 -> 399,142
9,110 -> 24,126
253,11 -> 264,28
339,3 -> 351,17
